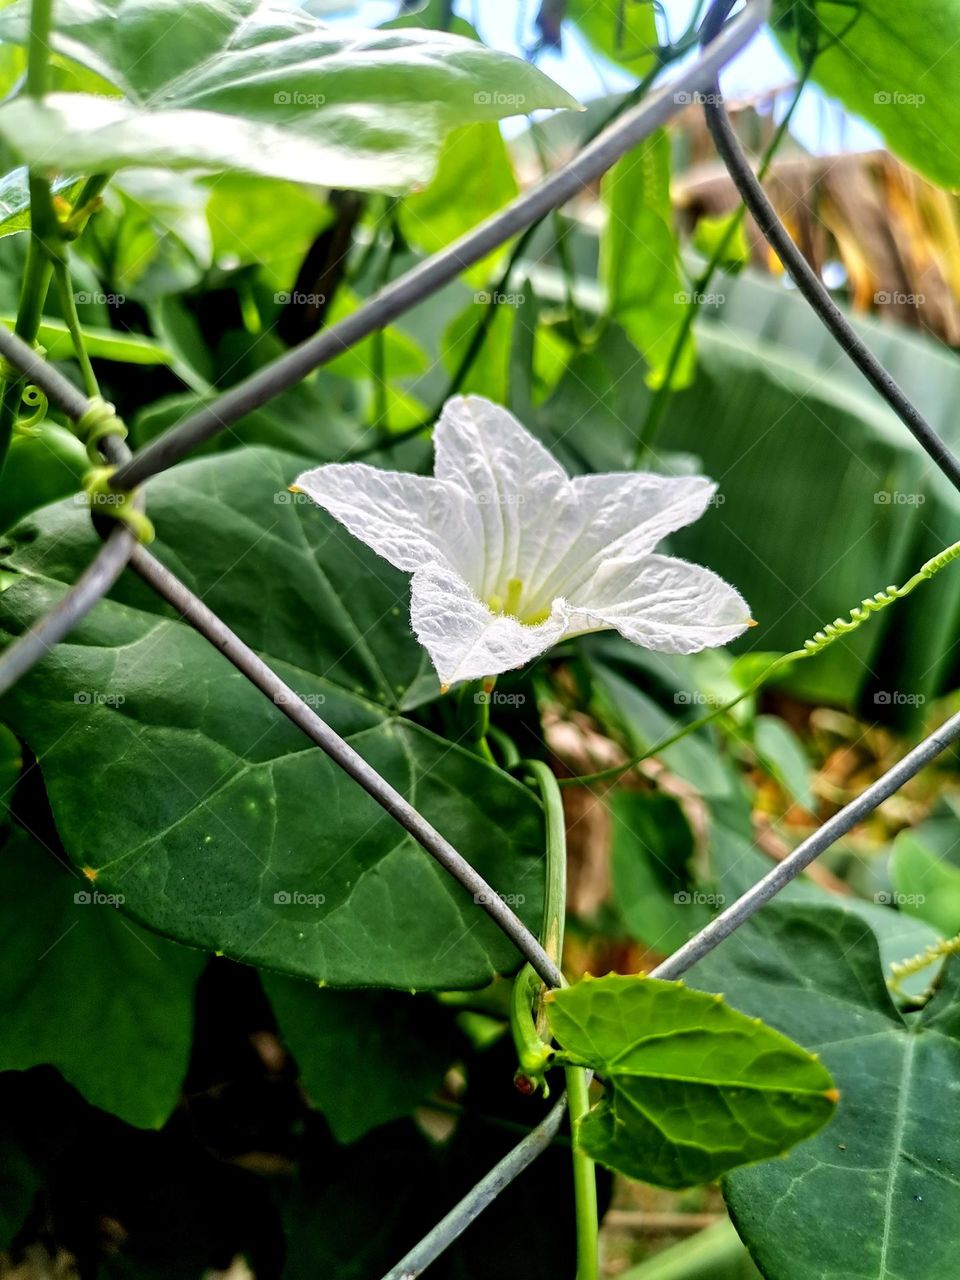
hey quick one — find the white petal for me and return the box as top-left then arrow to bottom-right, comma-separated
293,462 -> 462,573
432,395 -> 576,602
529,473 -> 716,609
571,553 -> 752,654
410,562 -> 569,687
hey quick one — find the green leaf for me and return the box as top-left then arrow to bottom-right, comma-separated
890,831 -> 960,937
264,975 -> 457,1143
0,724 -> 20,816
0,448 -> 546,989
0,826 -> 203,1128
0,421 -> 89,534
562,0 -> 659,74
0,0 -> 577,192
752,714 -> 813,812
545,972 -> 837,1188
206,174 -> 332,288
772,0 -> 960,188
692,902 -> 960,1280
600,130 -> 695,389
400,122 -> 518,284
0,166 -> 82,239
610,790 -> 711,954
0,314 -> 173,365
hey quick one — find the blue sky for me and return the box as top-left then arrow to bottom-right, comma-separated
325,0 -> 882,156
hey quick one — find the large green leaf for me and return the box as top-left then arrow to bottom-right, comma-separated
546,973 -> 837,1188
263,975 -> 457,1142
772,0 -> 960,188
0,0 -> 577,192
692,903 -> 960,1280
0,826 -> 203,1128
0,448 -> 546,989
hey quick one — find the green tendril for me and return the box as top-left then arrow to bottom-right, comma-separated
888,932 -> 960,1001
75,395 -> 128,464
561,538 -> 960,788
82,465 -> 154,543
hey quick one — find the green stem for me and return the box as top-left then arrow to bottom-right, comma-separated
521,760 -> 598,1280
26,0 -> 54,98
633,63 -> 812,463
0,0 -> 59,477
565,1062 -> 599,1280
52,258 -> 98,396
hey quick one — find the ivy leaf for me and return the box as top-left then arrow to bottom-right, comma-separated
545,973 -> 837,1189
0,826 -> 203,1128
263,976 -> 458,1143
691,903 -> 960,1280
772,0 -> 960,189
0,447 -> 546,990
0,0 -> 577,192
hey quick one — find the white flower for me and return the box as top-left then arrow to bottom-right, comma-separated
293,396 -> 752,688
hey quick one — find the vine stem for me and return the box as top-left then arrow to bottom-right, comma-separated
0,0 -> 57,478
521,759 -> 598,1280
53,258 -> 99,396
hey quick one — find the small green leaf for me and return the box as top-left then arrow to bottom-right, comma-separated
562,0 -> 659,74
611,790 -> 710,954
0,827 -> 203,1128
0,314 -> 173,365
753,714 -> 813,812
600,130 -> 694,390
890,831 -> 960,937
264,975 -> 457,1143
0,0 -> 578,192
546,973 -> 837,1188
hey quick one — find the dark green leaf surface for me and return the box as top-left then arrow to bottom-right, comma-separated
0,448 -> 545,989
0,827 -> 203,1128
692,903 -> 960,1280
0,0 -> 577,191
546,973 -> 836,1188
263,975 -> 457,1142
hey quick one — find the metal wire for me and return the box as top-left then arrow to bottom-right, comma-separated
701,86 -> 960,489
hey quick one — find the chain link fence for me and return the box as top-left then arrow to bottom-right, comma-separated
2,0 -> 958,1274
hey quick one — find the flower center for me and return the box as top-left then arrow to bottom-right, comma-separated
486,577 -> 551,627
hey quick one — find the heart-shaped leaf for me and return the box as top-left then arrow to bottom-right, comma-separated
692,903 -> 960,1280
0,447 -> 545,989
